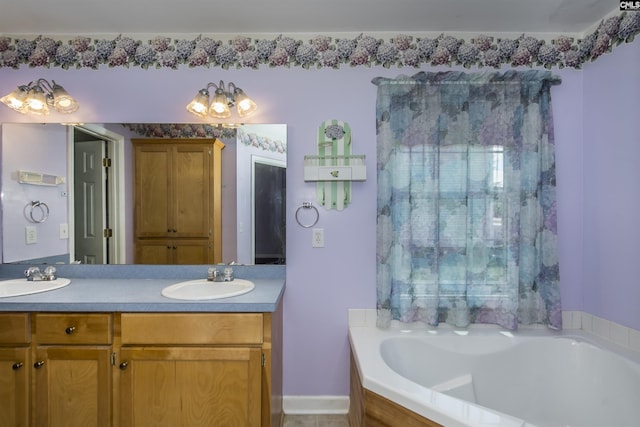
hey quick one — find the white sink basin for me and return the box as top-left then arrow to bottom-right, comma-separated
161,279 -> 255,301
0,278 -> 71,298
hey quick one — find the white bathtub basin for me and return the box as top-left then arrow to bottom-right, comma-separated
0,278 -> 71,298
161,278 -> 255,301
350,321 -> 640,427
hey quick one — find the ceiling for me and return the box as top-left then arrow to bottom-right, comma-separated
0,0 -> 617,37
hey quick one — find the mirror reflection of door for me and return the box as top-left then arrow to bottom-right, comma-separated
73,130 -> 109,264
252,156 -> 286,264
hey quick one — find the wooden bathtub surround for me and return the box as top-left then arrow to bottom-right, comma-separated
349,351 -> 443,427
0,308 -> 283,427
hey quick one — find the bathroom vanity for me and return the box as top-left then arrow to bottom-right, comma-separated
0,269 -> 284,427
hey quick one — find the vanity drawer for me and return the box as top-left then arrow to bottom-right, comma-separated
0,313 -> 30,344
34,313 -> 112,345
120,313 -> 264,345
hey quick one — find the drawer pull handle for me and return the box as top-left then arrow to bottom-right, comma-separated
12,362 -> 23,370
119,361 -> 128,370
65,326 -> 76,334
34,361 -> 45,369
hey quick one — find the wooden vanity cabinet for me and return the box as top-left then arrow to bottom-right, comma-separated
0,307 -> 283,427
133,139 -> 224,265
32,313 -> 113,427
0,313 -> 31,427
117,312 -> 282,427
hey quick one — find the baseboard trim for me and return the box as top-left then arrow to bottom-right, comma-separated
283,395 -> 350,414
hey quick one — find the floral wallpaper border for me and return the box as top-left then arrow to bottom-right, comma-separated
1,12 -> 638,70
237,127 -> 287,154
123,123 -> 287,153
123,123 -> 238,139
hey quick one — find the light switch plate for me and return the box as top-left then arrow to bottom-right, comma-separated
26,226 -> 37,244
60,223 -> 69,239
312,228 -> 325,248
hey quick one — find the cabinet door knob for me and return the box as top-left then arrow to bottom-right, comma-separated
34,361 -> 45,369
172,229 -> 177,233
12,362 -> 23,370
119,361 -> 128,370
65,326 -> 76,334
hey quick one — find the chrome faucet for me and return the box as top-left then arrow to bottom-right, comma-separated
223,267 -> 234,282
25,267 -> 43,281
207,267 -> 224,282
24,266 -> 56,281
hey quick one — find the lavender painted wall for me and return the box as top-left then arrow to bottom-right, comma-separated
553,68 -> 585,312
0,53 -> 618,396
582,41 -> 640,331
0,123 -> 69,262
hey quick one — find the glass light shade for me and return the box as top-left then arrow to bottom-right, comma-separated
25,87 -> 50,115
51,82 -> 80,113
186,81 -> 257,120
209,89 -> 231,119
186,89 -> 210,118
0,86 -> 30,114
234,89 -> 257,118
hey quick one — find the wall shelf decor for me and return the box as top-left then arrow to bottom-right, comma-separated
18,170 -> 65,186
303,155 -> 366,182
305,120 -> 366,211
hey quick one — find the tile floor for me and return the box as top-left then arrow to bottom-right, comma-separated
282,414 -> 349,426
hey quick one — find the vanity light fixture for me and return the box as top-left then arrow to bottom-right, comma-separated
186,80 -> 257,120
1,79 -> 79,115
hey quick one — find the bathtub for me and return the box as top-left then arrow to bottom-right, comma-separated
348,321 -> 640,427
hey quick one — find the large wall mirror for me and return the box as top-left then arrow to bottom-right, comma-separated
0,122 -> 286,265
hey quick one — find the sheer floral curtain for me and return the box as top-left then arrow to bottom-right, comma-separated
374,71 -> 562,330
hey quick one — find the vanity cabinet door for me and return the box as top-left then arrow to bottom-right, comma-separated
33,346 -> 112,427
0,347 -> 30,427
0,313 -> 30,427
118,347 -> 262,427
32,313 -> 113,427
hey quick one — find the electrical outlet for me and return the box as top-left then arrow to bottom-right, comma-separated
25,226 -> 37,244
60,223 -> 69,239
312,228 -> 324,248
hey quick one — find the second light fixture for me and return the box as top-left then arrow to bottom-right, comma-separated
186,80 -> 257,119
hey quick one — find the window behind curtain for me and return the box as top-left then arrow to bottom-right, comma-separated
374,71 -> 562,330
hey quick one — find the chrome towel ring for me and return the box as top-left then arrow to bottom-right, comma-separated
295,202 -> 319,228
25,201 -> 50,223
